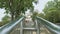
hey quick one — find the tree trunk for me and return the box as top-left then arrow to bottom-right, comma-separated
11,12 -> 14,21
9,0 -> 14,21
15,13 -> 20,19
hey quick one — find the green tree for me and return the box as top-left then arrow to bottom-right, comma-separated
0,15 -> 10,26
31,11 -> 38,21
0,0 -> 37,21
37,13 -> 44,18
43,0 -> 60,23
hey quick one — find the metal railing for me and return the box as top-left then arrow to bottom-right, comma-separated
0,16 -> 25,34
36,16 -> 60,34
0,16 -> 60,34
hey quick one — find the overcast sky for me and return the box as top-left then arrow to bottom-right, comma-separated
34,0 -> 51,12
0,9 -> 6,21
0,0 -> 51,21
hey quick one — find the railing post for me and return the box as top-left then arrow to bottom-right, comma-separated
35,19 -> 40,34
20,21 -> 23,34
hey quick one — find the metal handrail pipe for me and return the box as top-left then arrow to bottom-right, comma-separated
36,16 -> 60,34
0,16 -> 25,34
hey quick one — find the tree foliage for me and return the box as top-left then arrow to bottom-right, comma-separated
0,0 -> 37,21
43,0 -> 60,23
31,12 -> 38,21
0,15 -> 10,26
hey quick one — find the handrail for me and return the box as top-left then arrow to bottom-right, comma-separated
36,16 -> 60,34
0,16 -> 25,34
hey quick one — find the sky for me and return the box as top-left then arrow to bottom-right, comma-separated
0,0 -> 51,21
34,0 -> 50,13
0,8 -> 6,21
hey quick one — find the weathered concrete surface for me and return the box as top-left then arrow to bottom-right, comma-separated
10,23 -> 20,34
10,24 -> 52,34
9,21 -> 60,34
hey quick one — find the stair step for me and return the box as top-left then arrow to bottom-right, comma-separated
23,28 -> 37,30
